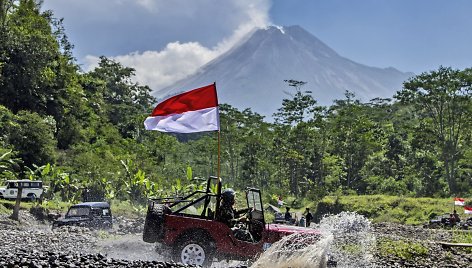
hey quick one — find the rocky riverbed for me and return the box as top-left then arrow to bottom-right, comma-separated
370,222 -> 472,267
0,210 -> 470,267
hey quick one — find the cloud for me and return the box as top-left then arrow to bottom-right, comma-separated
81,0 -> 272,92
135,0 -> 158,11
85,41 -> 217,90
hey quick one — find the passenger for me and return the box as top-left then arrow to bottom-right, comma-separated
305,207 -> 313,227
285,207 -> 292,223
277,196 -> 284,207
299,216 -> 306,227
453,210 -> 461,224
449,213 -> 456,226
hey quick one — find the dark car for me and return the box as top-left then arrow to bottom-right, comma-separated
53,202 -> 112,229
424,213 -> 458,229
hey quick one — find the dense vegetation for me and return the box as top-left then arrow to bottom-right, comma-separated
1,1 -> 472,209
314,195 -> 456,225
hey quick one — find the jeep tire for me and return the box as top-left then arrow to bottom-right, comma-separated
27,193 -> 37,202
143,204 -> 169,243
172,236 -> 213,267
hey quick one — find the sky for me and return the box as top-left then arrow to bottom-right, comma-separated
42,0 -> 472,92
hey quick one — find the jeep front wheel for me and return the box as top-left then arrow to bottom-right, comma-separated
173,238 -> 213,267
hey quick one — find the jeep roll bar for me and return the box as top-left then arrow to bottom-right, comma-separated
148,176 -> 222,219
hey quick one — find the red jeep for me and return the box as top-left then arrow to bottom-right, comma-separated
143,176 -> 321,266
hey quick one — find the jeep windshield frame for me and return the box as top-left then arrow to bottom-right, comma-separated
66,206 -> 91,218
246,188 -> 265,225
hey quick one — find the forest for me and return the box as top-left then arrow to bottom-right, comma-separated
1,0 -> 472,206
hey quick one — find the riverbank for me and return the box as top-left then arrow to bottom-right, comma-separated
0,210 -> 470,267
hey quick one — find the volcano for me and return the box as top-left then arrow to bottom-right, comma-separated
152,25 -> 413,118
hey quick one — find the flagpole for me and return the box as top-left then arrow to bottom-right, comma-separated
215,82 -> 222,219
215,82 -> 221,185
217,130 -> 221,181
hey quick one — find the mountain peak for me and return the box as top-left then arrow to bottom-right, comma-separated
153,26 -> 412,118
264,25 -> 286,34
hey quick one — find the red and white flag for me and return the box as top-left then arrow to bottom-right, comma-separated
144,84 -> 219,133
454,198 -> 465,206
464,206 -> 472,214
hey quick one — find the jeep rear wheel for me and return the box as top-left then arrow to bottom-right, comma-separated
173,238 -> 213,267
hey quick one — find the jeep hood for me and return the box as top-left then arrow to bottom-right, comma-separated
267,223 -> 321,235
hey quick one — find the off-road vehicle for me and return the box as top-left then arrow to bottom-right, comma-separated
52,202 -> 113,229
143,176 -> 323,266
0,180 -> 44,201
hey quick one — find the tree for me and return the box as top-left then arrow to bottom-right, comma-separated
273,80 -> 326,195
1,105 -> 56,169
274,80 -> 316,125
326,91 -> 376,192
396,66 -> 472,194
86,57 -> 155,138
0,0 -> 86,150
6,111 -> 57,168
0,0 -> 75,114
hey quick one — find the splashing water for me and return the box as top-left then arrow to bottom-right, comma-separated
251,211 -> 375,268
319,211 -> 375,268
251,232 -> 332,268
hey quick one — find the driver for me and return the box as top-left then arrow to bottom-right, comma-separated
217,188 -> 253,241
218,188 -> 249,226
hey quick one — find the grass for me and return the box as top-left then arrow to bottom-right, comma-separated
103,200 -> 145,218
313,195 -> 455,225
0,194 -> 463,226
377,237 -> 429,260
0,198 -> 146,218
339,242 -> 365,255
0,201 -> 10,214
451,228 -> 472,253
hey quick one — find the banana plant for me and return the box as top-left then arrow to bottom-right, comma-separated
120,159 -> 153,204
0,149 -> 21,181
171,178 -> 183,196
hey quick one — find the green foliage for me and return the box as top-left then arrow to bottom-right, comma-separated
339,243 -> 364,255
377,237 -> 428,260
1,1 -> 472,208
396,66 -> 472,194
315,195 -> 453,224
0,147 -> 21,180
2,109 -> 57,169
451,229 -> 472,254
37,198 -> 71,213
110,199 -> 145,218
0,202 -> 10,214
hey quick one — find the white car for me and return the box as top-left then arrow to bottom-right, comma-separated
0,180 -> 44,201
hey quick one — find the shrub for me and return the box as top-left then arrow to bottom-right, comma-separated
377,237 -> 428,260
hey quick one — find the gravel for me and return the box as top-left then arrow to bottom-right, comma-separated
0,210 -> 470,267
370,222 -> 472,268
0,211 -> 205,268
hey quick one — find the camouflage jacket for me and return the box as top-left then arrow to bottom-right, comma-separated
217,203 -> 235,227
